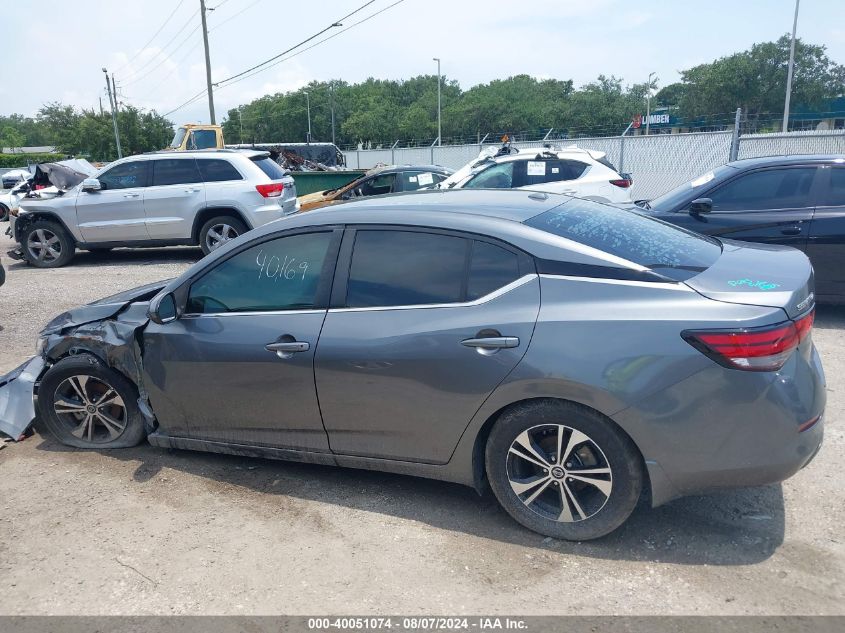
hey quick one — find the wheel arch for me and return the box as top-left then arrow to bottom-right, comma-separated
14,211 -> 78,244
191,207 -> 251,242
465,395 -> 649,501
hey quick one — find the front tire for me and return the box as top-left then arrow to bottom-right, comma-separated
37,354 -> 147,449
485,399 -> 643,540
21,219 -> 74,268
199,215 -> 247,255
0,203 -> 9,222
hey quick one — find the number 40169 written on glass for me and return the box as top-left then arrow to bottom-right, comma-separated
255,249 -> 309,281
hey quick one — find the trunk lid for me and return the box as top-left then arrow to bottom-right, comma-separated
683,239 -> 814,319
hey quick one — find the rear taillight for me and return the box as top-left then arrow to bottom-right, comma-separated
682,309 -> 814,372
256,182 -> 284,198
609,178 -> 632,188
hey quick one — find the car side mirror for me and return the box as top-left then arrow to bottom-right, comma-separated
81,178 -> 102,192
689,198 -> 712,215
149,292 -> 178,324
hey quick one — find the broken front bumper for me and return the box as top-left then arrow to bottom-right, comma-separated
0,356 -> 45,439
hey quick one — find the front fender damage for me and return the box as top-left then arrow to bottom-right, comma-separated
0,302 -> 155,441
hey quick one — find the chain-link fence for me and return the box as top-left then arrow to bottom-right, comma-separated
342,128 -> 845,200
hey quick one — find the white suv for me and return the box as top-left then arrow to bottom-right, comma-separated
9,149 -> 298,268
437,144 -> 633,203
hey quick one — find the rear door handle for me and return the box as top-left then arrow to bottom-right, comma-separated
184,188 -> 201,193
461,336 -> 519,349
781,226 -> 802,236
123,193 -> 140,198
265,341 -> 309,353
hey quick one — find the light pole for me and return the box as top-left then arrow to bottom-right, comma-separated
330,82 -> 336,146
305,91 -> 312,143
433,57 -> 441,145
102,67 -> 123,158
645,71 -> 657,136
783,0 -> 800,132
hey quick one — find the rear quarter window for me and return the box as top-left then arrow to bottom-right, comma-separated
252,157 -> 287,180
524,199 -> 721,281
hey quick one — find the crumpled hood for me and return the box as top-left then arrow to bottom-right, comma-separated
41,279 -> 170,335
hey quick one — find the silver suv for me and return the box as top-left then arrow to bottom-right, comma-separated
10,149 -> 298,267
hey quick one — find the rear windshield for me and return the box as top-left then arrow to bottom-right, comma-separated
524,199 -> 722,281
252,157 -> 287,180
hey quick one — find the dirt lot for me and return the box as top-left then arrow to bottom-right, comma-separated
0,231 -> 843,616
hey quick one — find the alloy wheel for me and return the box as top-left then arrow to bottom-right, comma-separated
26,228 -> 62,264
506,424 -> 612,522
52,374 -> 127,443
205,223 -> 239,251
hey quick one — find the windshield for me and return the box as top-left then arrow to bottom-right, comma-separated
525,198 -> 722,282
169,127 -> 188,149
648,164 -> 737,211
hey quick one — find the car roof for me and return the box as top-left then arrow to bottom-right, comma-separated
183,189 -> 661,284
727,154 -> 845,169
365,164 -> 452,176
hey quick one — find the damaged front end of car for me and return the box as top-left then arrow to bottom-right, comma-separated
0,280 -> 169,440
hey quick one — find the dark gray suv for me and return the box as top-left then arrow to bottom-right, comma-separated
0,190 -> 825,540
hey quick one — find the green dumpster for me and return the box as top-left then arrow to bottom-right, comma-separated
291,170 -> 364,196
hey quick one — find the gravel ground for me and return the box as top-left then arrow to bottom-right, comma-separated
0,231 -> 843,615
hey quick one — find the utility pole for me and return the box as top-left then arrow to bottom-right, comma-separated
102,67 -> 123,158
433,57 -> 441,145
645,71 -> 657,136
305,91 -> 312,142
330,82 -> 336,145
111,74 -> 119,113
199,0 -> 216,124
783,0 -> 800,132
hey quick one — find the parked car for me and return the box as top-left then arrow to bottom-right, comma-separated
631,155 -> 845,304
2,168 -> 31,190
437,143 -> 633,203
0,190 -> 824,540
0,190 -> 13,221
297,164 -> 452,212
0,254 -> 5,287
7,149 -> 298,268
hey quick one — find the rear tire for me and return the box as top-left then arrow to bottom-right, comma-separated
0,203 -> 9,222
199,215 -> 247,255
21,219 -> 74,268
37,354 -> 147,449
485,399 -> 643,541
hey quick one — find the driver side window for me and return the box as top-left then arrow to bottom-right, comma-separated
186,232 -> 334,314
464,162 -> 514,189
357,173 -> 396,197
98,161 -> 148,190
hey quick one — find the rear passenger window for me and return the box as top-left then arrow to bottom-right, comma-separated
151,159 -> 202,186
468,241 -> 521,300
197,159 -> 243,182
346,231 -> 467,307
523,159 -> 588,186
708,168 -> 816,211
820,168 -> 845,206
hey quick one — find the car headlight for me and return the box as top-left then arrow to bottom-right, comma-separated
35,336 -> 48,355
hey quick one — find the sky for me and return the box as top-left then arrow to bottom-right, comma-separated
3,0 -> 844,126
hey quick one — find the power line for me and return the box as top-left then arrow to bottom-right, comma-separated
163,88 -> 209,118
216,0 -> 406,90
114,0 -> 187,74
121,9 -> 200,83
209,0 -> 263,32
141,36 -> 205,99
123,23 -> 202,87
214,0 -> 377,87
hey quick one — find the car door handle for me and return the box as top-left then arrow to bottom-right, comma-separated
461,336 -> 519,349
184,188 -> 201,193
265,341 -> 310,355
123,193 -> 140,198
781,226 -> 802,236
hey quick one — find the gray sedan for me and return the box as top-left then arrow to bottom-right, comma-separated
0,189 -> 825,540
